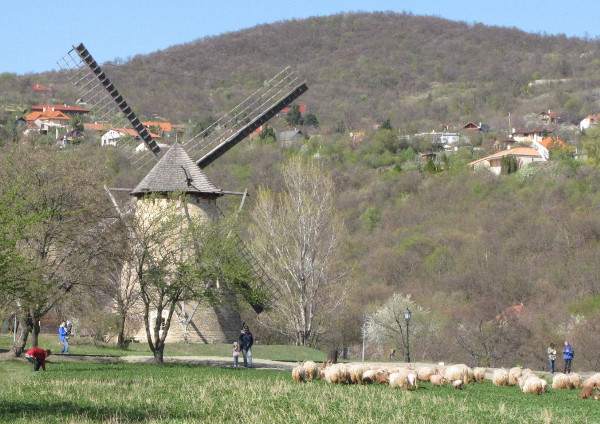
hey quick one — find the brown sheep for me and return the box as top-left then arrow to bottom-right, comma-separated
430,374 -> 447,386
492,369 -> 509,387
473,367 -> 486,383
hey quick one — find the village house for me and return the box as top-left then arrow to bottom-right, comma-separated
280,103 -> 308,115
539,110 -> 561,125
462,122 -> 489,132
468,147 -> 546,175
278,128 -> 305,147
142,121 -> 177,138
580,113 -> 600,132
101,128 -> 160,147
24,110 -> 71,135
510,127 -> 554,144
31,104 -> 90,116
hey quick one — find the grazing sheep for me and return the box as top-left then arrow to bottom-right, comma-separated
452,380 -> 464,390
323,364 -> 350,384
521,375 -> 547,395
416,366 -> 437,382
508,367 -> 523,386
517,369 -> 535,389
580,373 -> 600,399
303,361 -> 319,382
348,364 -> 366,385
361,369 -> 378,384
473,367 -> 486,382
552,373 -> 571,390
492,369 -> 509,387
430,374 -> 447,386
389,369 -> 418,390
569,373 -> 582,389
361,368 -> 388,385
292,365 -> 305,383
443,364 -> 473,384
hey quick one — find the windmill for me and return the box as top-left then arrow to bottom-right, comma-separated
57,43 -> 308,343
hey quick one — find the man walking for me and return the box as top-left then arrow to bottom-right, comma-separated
547,343 -> 557,374
24,347 -> 51,371
58,322 -> 69,354
563,340 -> 574,374
239,325 -> 254,368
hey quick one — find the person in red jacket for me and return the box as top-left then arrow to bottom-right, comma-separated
24,347 -> 51,371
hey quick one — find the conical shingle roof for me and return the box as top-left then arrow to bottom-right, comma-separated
131,144 -> 221,196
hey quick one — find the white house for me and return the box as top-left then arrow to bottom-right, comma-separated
101,128 -> 160,147
510,128 -> 552,144
135,142 -> 169,153
469,147 -> 546,176
580,114 -> 600,132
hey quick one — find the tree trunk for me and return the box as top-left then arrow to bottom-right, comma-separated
31,318 -> 41,348
153,343 -> 164,364
117,314 -> 127,349
13,315 -> 32,357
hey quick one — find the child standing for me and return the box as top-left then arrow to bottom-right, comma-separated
232,341 -> 240,368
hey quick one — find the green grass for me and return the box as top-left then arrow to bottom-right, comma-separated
0,361 -> 597,424
0,334 -> 325,362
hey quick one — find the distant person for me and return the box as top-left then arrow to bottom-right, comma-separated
239,325 -> 254,368
232,341 -> 240,368
24,347 -> 51,371
563,341 -> 574,374
58,322 -> 69,354
547,343 -> 557,374
66,320 -> 73,337
389,348 -> 396,361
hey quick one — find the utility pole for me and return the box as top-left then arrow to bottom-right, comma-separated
361,315 -> 367,362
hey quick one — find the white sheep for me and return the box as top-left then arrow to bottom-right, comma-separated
508,367 -> 522,386
552,373 -> 571,390
443,364 -> 473,384
323,364 -> 350,384
348,364 -> 367,385
521,375 -> 547,395
473,367 -> 486,382
452,379 -> 464,390
580,373 -> 600,399
389,369 -> 418,390
569,373 -> 582,389
292,365 -> 305,383
362,368 -> 389,385
303,361 -> 319,382
430,374 -> 447,386
492,369 -> 509,386
416,366 -> 437,382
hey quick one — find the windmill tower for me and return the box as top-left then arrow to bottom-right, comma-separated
129,144 -> 243,343
58,43 -> 308,343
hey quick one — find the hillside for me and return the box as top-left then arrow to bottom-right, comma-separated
3,12 -> 600,131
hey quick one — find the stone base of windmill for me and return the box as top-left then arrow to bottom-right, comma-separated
129,301 -> 242,344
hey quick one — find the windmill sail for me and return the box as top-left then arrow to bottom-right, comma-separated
57,43 -> 160,156
185,67 -> 307,168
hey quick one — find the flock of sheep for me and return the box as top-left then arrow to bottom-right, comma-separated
291,361 -> 600,399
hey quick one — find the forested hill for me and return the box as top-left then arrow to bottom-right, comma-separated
5,12 -> 600,130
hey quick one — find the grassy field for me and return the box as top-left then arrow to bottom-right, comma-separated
0,334 -> 325,362
0,361 -> 598,424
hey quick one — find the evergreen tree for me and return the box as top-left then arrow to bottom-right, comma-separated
501,155 -> 518,174
285,105 -> 303,126
304,113 -> 319,128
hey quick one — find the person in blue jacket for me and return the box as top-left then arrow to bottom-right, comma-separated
563,340 -> 574,374
58,322 -> 69,354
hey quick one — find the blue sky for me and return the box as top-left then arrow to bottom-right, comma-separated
2,0 -> 599,74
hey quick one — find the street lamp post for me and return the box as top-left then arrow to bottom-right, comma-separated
404,308 -> 412,363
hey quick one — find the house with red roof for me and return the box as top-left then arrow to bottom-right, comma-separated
101,128 -> 160,147
24,110 -> 71,134
31,104 -> 90,116
539,110 -> 561,125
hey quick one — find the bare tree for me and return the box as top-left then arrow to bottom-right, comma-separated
250,157 -> 344,346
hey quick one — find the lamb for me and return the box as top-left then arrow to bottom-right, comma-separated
303,361 -> 319,382
430,374 -> 447,386
443,364 -> 473,384
521,375 -> 547,395
552,373 -> 572,390
416,366 -> 437,382
292,365 -> 305,383
508,367 -> 523,386
452,380 -> 464,390
492,369 -> 509,387
389,369 -> 418,390
473,367 -> 486,383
